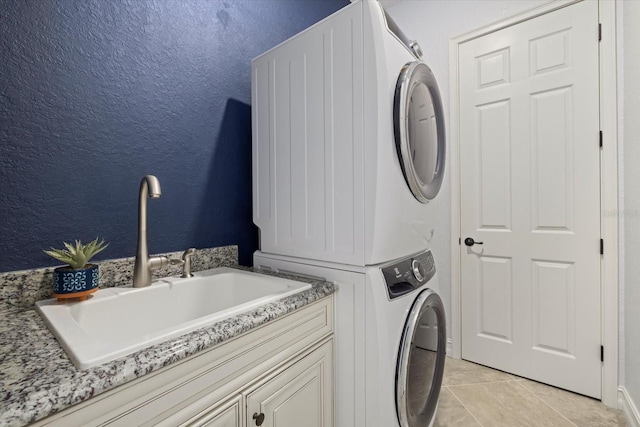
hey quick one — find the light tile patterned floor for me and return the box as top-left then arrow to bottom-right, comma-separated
435,357 -> 627,427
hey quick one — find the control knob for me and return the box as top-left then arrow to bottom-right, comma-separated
412,259 -> 426,282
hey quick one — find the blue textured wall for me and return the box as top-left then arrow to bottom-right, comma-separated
0,0 -> 349,272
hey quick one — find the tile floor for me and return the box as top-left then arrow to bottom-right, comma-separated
435,357 -> 627,427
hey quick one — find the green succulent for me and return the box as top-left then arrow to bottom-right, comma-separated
43,238 -> 109,270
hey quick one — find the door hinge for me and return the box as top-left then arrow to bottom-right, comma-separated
601,345 -> 604,362
599,130 -> 603,148
600,239 -> 604,255
598,23 -> 602,41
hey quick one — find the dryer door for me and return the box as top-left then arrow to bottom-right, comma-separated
394,61 -> 446,202
396,289 -> 446,427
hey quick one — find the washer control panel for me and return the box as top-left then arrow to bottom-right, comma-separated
381,250 -> 436,300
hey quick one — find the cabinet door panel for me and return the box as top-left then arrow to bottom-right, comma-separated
247,341 -> 333,427
263,365 -> 322,426
188,396 -> 242,427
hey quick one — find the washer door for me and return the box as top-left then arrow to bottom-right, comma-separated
394,61 -> 446,203
396,289 -> 446,427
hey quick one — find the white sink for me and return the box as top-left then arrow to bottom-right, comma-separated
35,267 -> 311,369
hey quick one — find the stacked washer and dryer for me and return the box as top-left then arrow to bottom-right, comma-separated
251,1 -> 446,426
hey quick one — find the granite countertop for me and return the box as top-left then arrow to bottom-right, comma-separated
0,265 -> 334,427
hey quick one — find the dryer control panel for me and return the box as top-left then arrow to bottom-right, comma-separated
381,250 -> 436,300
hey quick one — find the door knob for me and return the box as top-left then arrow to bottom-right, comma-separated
253,412 -> 265,426
464,237 -> 484,247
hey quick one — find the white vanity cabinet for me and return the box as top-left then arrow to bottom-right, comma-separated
33,297 -> 333,427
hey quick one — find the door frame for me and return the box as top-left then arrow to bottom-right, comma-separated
448,0 -> 619,407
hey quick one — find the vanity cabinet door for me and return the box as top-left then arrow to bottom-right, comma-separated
246,340 -> 333,427
187,395 -> 242,427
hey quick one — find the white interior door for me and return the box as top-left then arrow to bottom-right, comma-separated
459,0 -> 601,398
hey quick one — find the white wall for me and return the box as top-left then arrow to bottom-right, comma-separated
623,0 -> 640,413
385,0 -> 547,340
616,0 -> 626,396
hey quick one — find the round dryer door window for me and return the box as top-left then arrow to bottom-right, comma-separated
394,61 -> 446,203
396,289 -> 446,427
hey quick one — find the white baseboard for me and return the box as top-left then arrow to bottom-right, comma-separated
446,338 -> 452,356
619,387 -> 640,427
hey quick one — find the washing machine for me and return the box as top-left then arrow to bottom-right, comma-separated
251,0 -> 446,266
254,249 -> 446,427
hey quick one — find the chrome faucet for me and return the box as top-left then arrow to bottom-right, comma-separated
133,175 -> 168,288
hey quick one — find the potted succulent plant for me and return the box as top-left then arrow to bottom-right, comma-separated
43,238 -> 109,300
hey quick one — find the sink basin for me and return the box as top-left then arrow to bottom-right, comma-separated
35,267 -> 311,369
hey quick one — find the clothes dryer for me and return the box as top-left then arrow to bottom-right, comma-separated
252,0 -> 446,266
254,249 -> 446,427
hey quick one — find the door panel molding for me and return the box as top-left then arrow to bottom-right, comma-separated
450,0 -> 619,407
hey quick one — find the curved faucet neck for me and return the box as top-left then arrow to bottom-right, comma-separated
133,175 -> 161,288
137,179 -> 151,240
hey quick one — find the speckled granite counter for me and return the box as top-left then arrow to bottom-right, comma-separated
0,247 -> 334,427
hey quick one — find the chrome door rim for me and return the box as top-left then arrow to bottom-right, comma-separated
394,61 -> 446,203
396,289 -> 446,427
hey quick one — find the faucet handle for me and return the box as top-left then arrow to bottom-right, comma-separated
149,255 -> 171,270
181,248 -> 196,278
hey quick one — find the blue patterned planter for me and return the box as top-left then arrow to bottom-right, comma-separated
53,264 -> 99,299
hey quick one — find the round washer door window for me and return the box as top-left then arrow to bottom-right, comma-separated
394,61 -> 446,203
396,289 -> 446,427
